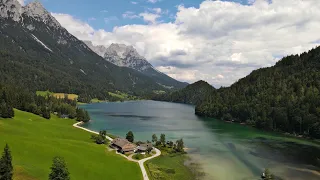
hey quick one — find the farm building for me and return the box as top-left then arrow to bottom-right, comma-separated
111,138 -> 137,153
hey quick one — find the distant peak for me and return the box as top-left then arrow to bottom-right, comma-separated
26,1 -> 43,7
22,1 -> 61,28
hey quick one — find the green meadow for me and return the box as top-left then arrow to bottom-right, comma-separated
0,110 -> 141,180
145,153 -> 195,180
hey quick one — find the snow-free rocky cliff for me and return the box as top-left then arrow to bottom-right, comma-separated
0,0 -> 60,28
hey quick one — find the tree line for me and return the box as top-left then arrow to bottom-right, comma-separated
0,144 -> 70,180
155,46 -> 320,139
0,84 -> 90,122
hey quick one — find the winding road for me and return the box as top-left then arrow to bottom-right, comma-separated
73,122 -> 161,180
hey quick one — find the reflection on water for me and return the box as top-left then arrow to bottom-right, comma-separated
80,100 -> 320,180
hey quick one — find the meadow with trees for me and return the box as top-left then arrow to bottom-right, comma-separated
0,110 -> 141,180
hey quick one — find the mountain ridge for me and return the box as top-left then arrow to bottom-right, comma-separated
0,0 -> 178,101
84,40 -> 188,89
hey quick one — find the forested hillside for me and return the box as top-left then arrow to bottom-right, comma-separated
153,80 -> 214,105
0,1 -> 173,102
0,83 -> 90,121
158,47 -> 320,139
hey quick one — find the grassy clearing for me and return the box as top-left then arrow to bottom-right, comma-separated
132,153 -> 152,160
36,91 -> 78,100
108,91 -> 140,101
145,153 -> 194,180
108,91 -> 127,99
0,110 -> 141,180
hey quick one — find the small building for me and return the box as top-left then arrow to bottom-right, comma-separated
135,143 -> 153,153
60,114 -> 69,119
111,138 -> 137,154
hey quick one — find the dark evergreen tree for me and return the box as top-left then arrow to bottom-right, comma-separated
175,139 -> 184,152
126,131 -> 134,143
152,134 -> 158,143
49,157 -> 70,180
0,144 -> 13,180
160,134 -> 166,146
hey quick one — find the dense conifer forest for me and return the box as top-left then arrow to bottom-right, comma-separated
156,47 -> 320,139
0,83 -> 90,121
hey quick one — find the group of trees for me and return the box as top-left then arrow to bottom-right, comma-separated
156,47 -> 320,139
152,134 -> 184,153
0,144 -> 70,180
0,84 -> 90,122
91,130 -> 107,144
76,108 -> 90,122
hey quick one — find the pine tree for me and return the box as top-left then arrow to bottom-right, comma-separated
126,131 -> 134,143
0,144 -> 13,180
49,157 -> 70,180
160,134 -> 166,146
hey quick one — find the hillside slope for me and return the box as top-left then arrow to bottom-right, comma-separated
198,47 -> 320,138
153,80 -> 215,105
0,0 -> 169,100
158,47 -> 320,139
0,110 -> 141,180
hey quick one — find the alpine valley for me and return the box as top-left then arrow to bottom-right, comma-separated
0,0 -> 186,101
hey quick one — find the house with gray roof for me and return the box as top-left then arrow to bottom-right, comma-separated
135,143 -> 153,153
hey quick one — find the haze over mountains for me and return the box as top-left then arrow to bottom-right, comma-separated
0,0 -> 186,100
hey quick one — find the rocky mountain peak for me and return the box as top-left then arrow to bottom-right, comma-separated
106,43 -> 144,59
22,1 -> 61,28
83,40 -> 107,57
0,0 -> 23,21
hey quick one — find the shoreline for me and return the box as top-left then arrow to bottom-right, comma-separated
73,121 -> 161,180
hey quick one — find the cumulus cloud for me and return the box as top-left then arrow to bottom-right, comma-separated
139,12 -> 160,24
52,0 -> 320,87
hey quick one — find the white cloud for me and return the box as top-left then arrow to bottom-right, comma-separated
122,11 -> 140,19
147,0 -> 160,3
139,12 -> 160,24
100,10 -> 108,13
152,8 -> 162,14
51,13 -> 95,40
52,0 -> 320,87
131,1 -> 138,4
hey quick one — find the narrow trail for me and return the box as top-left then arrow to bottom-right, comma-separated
73,122 -> 161,180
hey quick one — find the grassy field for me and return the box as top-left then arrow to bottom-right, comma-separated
0,110 -> 141,180
108,91 -> 140,101
36,91 -> 78,100
145,153 -> 194,180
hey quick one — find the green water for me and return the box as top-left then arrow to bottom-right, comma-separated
80,100 -> 320,180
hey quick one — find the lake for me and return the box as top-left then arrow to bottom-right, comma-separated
80,100 -> 320,180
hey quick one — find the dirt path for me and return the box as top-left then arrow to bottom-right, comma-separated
73,122 -> 161,180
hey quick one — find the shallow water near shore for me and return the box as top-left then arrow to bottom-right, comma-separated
80,100 -> 320,180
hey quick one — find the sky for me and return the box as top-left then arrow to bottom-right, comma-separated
20,0 -> 320,87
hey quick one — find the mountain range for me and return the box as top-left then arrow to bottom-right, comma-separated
0,0 -> 186,100
84,41 -> 187,89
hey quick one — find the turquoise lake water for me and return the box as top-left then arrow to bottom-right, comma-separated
80,100 -> 320,180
